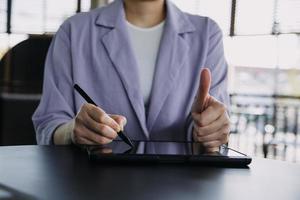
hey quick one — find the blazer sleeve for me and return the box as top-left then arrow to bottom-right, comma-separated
186,19 -> 230,141
32,25 -> 75,145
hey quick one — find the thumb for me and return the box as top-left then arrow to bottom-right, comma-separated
194,68 -> 211,113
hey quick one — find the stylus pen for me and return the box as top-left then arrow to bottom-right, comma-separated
74,84 -> 134,147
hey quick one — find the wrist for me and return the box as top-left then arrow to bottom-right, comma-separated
53,119 -> 75,145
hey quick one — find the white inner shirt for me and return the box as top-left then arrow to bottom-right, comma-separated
126,20 -> 165,108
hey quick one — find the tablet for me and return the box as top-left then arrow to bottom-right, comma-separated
86,140 -> 252,167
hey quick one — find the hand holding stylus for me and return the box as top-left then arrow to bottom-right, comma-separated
191,68 -> 230,152
72,103 -> 127,145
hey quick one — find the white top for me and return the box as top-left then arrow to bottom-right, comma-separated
126,20 -> 165,108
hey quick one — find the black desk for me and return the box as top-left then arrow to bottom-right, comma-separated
0,146 -> 300,200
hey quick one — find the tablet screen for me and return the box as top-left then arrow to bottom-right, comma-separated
86,140 -> 248,158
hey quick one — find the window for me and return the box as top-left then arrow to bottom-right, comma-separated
234,0 -> 275,35
11,0 -> 91,33
277,0 -> 300,33
278,34 -> 300,69
1,0 -> 91,34
0,0 -> 6,33
0,0 -> 90,59
171,0 -> 231,35
166,0 -> 300,98
11,0 -> 45,33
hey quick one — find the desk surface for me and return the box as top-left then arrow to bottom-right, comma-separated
0,145 -> 300,200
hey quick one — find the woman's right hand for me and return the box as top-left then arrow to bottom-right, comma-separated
71,103 -> 127,145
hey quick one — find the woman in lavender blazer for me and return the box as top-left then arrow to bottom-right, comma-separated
32,0 -> 230,153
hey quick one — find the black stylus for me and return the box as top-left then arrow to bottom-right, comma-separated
74,84 -> 133,147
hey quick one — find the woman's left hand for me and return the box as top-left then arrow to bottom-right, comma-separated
191,68 -> 230,152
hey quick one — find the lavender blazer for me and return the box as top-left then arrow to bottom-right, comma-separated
32,0 -> 229,148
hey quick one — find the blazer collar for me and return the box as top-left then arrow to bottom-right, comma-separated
96,0 -> 197,133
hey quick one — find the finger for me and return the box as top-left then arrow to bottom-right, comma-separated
205,147 -> 219,153
201,133 -> 229,151
192,102 -> 227,127
193,112 -> 229,135
86,104 -> 121,132
83,125 -> 113,144
76,136 -> 97,145
81,115 -> 118,140
194,68 -> 211,113
196,131 -> 220,142
202,140 -> 221,149
109,114 -> 127,131
196,125 -> 230,142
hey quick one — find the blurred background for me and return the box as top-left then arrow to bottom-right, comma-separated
0,0 -> 300,162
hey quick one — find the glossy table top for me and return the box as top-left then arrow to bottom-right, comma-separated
0,145 -> 300,200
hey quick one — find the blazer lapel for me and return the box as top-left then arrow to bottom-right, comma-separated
96,0 -> 148,136
146,1 -> 196,131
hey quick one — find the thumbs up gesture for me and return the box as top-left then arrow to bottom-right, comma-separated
191,68 -> 230,152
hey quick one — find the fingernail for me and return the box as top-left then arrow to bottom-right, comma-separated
123,119 -> 127,126
121,118 -> 127,131
116,125 -> 121,132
